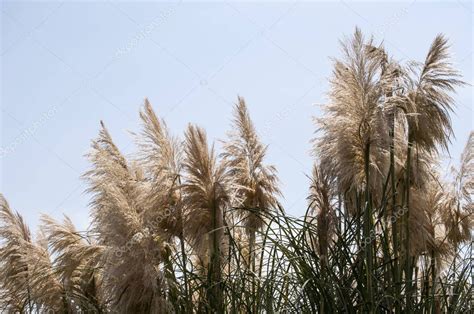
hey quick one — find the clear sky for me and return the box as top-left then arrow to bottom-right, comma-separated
1,0 -> 472,232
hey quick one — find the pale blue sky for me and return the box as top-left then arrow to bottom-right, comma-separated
1,0 -> 472,232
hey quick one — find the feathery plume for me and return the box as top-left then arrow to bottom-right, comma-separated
404,34 -> 464,152
40,214 -> 104,311
0,195 -> 33,312
443,132 -> 473,247
137,98 -> 183,239
83,122 -> 169,313
182,124 -> 229,255
0,195 -> 66,312
182,124 -> 229,312
307,164 -> 336,264
314,28 -> 391,207
222,96 -> 280,235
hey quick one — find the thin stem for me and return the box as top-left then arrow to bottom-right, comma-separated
404,141 -> 413,311
389,111 -> 401,313
364,141 -> 374,313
